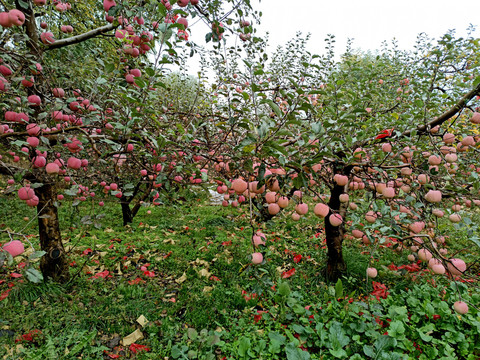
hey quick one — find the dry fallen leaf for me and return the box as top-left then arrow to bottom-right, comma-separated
121,329 -> 144,346
203,286 -> 213,293
3,344 -> 24,360
130,253 -> 141,262
199,268 -> 212,278
136,315 -> 149,327
175,272 -> 187,284
191,258 -> 210,267
115,262 -> 123,275
22,247 -> 34,258
82,265 -> 97,274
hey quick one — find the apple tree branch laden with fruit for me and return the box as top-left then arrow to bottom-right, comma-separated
0,0 -> 258,281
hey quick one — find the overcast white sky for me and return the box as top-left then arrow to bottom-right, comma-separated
183,0 -> 479,76
251,0 -> 479,53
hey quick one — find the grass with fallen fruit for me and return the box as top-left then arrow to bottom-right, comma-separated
0,195 -> 479,359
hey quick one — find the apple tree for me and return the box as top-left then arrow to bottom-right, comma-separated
0,0 -> 258,281
204,30 -> 480,289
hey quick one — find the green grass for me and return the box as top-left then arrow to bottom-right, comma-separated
0,195 -> 479,359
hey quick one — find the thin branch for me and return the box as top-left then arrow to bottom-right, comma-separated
0,161 -> 36,181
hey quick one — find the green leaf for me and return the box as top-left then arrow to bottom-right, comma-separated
187,328 -> 198,340
329,322 -> 350,349
145,67 -> 155,77
25,268 -> 44,283
417,323 -> 434,342
238,337 -> 251,357
18,0 -> 29,9
363,345 -> 374,357
349,354 -> 364,360
311,122 -> 324,134
64,185 -> 79,196
335,279 -> 343,299
171,345 -> 189,359
206,334 -> 220,346
292,303 -> 306,315
261,99 -> 282,118
135,78 -> 147,88
105,63 -> 115,73
40,136 -> 50,145
374,335 -> 397,353
329,348 -> 347,358
28,251 -> 46,260
469,236 -> 480,249
472,75 -> 480,87
278,282 -> 291,296
242,144 -> 256,153
285,342 -> 310,360
291,324 -> 306,336
268,332 -> 286,353
12,140 -> 27,147
388,320 -> 405,339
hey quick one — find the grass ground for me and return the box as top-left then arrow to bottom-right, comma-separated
0,194 -> 479,359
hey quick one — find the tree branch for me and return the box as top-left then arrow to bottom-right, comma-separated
15,0 -> 40,54
402,82 -> 480,137
355,82 -> 480,150
0,161 -> 36,181
45,23 -> 117,50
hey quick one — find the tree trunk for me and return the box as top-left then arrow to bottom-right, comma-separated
324,164 -> 352,282
121,182 -> 154,226
131,202 -> 142,219
37,183 -> 69,282
325,182 -> 347,281
121,201 -> 133,226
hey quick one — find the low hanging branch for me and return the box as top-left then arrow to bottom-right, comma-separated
44,23 -> 117,50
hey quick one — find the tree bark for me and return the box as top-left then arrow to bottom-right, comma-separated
121,201 -> 134,226
325,183 -> 347,281
36,183 -> 69,282
45,23 -> 117,50
324,164 -> 352,281
120,182 -> 153,226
